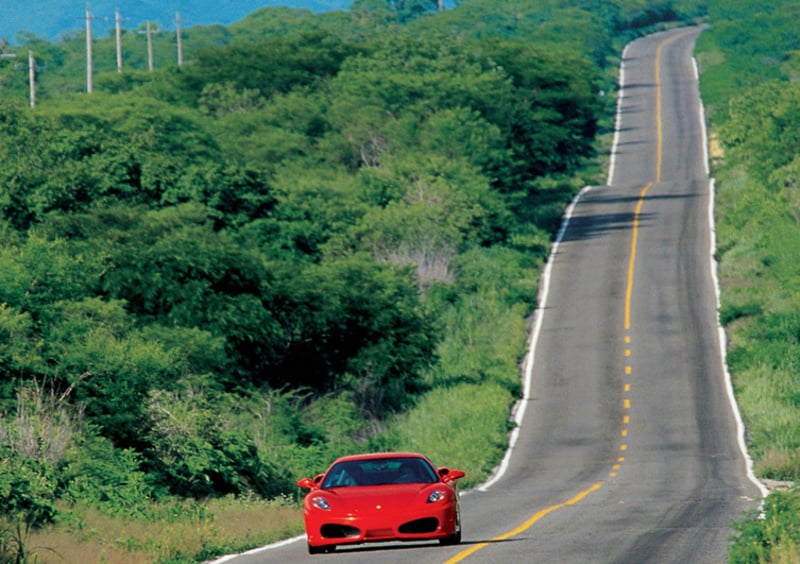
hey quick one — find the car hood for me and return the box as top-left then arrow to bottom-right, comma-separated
324,483 -> 440,511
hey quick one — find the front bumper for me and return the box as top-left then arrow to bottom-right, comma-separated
305,502 -> 458,548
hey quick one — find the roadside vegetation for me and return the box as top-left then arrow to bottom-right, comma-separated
696,0 -> 800,561
1,0 -> 771,561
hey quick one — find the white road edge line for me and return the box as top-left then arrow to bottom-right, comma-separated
475,42 -> 632,493
607,43 -> 630,187
710,177 -> 768,501
698,54 -> 769,500
209,535 -> 307,563
475,184 -> 590,493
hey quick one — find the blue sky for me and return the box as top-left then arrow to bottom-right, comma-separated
0,1 -> 350,43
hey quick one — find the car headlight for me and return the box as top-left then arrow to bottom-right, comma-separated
311,496 -> 331,510
427,490 -> 448,504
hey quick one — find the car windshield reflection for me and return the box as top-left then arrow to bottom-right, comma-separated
321,457 -> 438,489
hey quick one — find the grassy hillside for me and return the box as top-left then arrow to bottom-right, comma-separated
696,1 -> 800,561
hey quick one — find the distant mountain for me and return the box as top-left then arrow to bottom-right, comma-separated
0,1 -> 351,43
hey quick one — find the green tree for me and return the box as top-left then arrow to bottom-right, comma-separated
39,298 -> 187,448
337,152 -> 512,284
207,89 -> 328,169
0,97 -> 224,227
478,38 -> 601,189
245,163 -> 369,261
91,205 -> 285,384
272,254 -> 437,416
0,233 -> 101,317
179,31 -> 361,103
351,0 -> 439,24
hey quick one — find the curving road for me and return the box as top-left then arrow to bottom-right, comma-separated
218,27 -> 764,564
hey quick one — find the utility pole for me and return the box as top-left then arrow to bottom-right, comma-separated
28,51 -> 35,108
139,22 -> 162,72
85,3 -> 93,93
0,42 -> 17,94
146,22 -> 154,72
0,46 -> 36,108
176,12 -> 184,67
115,8 -> 123,72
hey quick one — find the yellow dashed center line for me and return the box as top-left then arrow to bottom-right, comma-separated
444,30 -> 684,564
443,483 -> 603,564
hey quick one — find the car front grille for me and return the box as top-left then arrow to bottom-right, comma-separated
398,517 -> 439,534
320,524 -> 361,539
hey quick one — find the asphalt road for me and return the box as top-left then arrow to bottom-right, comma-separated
217,27 -> 765,564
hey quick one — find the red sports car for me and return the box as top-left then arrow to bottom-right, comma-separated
297,452 -> 465,554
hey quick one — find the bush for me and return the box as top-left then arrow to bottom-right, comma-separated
143,383 -> 293,499
730,488 -> 800,564
0,449 -> 58,528
62,434 -> 154,515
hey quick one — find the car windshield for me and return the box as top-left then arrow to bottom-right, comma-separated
321,457 -> 438,489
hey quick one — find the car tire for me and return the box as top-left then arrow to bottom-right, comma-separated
308,543 -> 336,555
440,529 -> 461,546
440,514 -> 462,546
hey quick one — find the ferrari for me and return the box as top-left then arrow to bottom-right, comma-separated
297,452 -> 465,554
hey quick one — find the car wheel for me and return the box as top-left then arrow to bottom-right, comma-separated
308,543 -> 336,555
308,543 -> 324,555
440,514 -> 462,546
440,528 -> 462,546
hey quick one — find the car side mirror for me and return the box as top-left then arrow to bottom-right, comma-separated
438,467 -> 466,482
297,477 -> 318,490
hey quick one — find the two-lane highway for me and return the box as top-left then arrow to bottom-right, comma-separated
217,27 -> 764,564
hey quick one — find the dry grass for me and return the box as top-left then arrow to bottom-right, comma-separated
16,528 -> 145,564
708,131 -> 725,160
756,449 -> 800,483
23,500 -> 303,564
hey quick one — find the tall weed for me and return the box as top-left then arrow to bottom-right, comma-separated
382,383 -> 515,488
